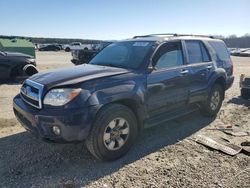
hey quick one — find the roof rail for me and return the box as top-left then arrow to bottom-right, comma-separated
176,34 -> 214,39
133,33 -> 214,39
133,33 -> 178,38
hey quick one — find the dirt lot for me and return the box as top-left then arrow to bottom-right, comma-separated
0,53 -> 249,188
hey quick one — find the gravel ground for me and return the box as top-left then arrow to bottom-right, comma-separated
0,54 -> 249,188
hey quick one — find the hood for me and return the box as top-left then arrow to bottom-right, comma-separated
5,51 -> 32,58
29,64 -> 130,88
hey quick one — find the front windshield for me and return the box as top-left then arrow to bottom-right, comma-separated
89,41 -> 154,69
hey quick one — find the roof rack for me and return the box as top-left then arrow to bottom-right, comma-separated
177,34 -> 214,38
133,33 -> 214,39
133,33 -> 177,38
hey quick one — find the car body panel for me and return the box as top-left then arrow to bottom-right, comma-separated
146,66 -> 189,116
29,64 -> 131,89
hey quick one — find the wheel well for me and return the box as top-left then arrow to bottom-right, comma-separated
214,77 -> 226,99
100,99 -> 143,131
115,99 -> 143,131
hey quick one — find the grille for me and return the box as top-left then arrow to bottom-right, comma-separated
20,79 -> 44,109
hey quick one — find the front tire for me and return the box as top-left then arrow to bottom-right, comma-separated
201,84 -> 224,116
86,104 -> 138,161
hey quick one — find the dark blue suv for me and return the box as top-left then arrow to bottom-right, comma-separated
13,34 -> 234,161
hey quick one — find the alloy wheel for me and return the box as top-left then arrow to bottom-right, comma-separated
103,117 -> 130,151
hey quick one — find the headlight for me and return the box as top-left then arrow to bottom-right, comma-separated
43,88 -> 82,106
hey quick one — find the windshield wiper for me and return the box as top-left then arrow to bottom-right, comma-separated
98,63 -> 126,69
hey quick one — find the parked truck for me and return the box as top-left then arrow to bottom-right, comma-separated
71,41 -> 113,65
64,42 -> 92,52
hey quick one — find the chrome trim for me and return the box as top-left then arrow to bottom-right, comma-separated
20,79 -> 44,109
20,94 -> 39,109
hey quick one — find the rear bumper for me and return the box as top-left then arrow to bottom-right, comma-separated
226,76 -> 234,90
13,94 -> 99,142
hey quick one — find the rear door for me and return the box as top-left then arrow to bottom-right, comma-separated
146,41 -> 190,116
184,40 -> 214,103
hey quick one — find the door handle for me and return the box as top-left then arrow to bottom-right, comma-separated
180,69 -> 189,75
207,65 -> 213,69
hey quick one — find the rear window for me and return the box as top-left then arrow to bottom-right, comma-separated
208,41 -> 230,62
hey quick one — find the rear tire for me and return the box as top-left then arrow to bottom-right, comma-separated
65,47 -> 71,52
201,84 -> 224,117
85,104 -> 138,161
241,88 -> 250,100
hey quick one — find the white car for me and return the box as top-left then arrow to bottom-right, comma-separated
64,42 -> 92,52
239,49 -> 250,57
231,48 -> 249,56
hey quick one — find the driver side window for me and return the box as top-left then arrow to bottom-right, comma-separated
154,41 -> 184,69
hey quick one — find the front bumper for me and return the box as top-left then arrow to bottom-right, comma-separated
13,94 -> 99,142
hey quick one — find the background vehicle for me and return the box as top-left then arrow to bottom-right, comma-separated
38,44 -> 61,51
13,34 -> 234,161
231,48 -> 250,56
240,74 -> 250,99
239,49 -> 250,57
64,42 -> 92,52
0,51 -> 37,80
71,41 -> 113,65
71,49 -> 97,65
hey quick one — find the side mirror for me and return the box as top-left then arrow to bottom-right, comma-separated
147,66 -> 157,73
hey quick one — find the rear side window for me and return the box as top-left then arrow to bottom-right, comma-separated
208,41 -> 230,62
186,41 -> 211,64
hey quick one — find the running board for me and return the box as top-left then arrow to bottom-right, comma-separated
144,105 -> 199,128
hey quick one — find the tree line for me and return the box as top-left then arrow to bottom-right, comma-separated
223,34 -> 250,48
0,35 -> 102,44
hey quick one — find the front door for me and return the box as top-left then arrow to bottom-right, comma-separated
146,41 -> 190,117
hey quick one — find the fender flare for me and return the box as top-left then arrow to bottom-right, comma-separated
23,64 -> 38,76
207,68 -> 227,98
86,83 -> 147,130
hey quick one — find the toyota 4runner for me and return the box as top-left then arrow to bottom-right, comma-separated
13,34 -> 234,161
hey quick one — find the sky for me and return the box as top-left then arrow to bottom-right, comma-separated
0,0 -> 249,40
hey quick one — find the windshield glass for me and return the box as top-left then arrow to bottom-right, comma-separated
89,41 -> 154,69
